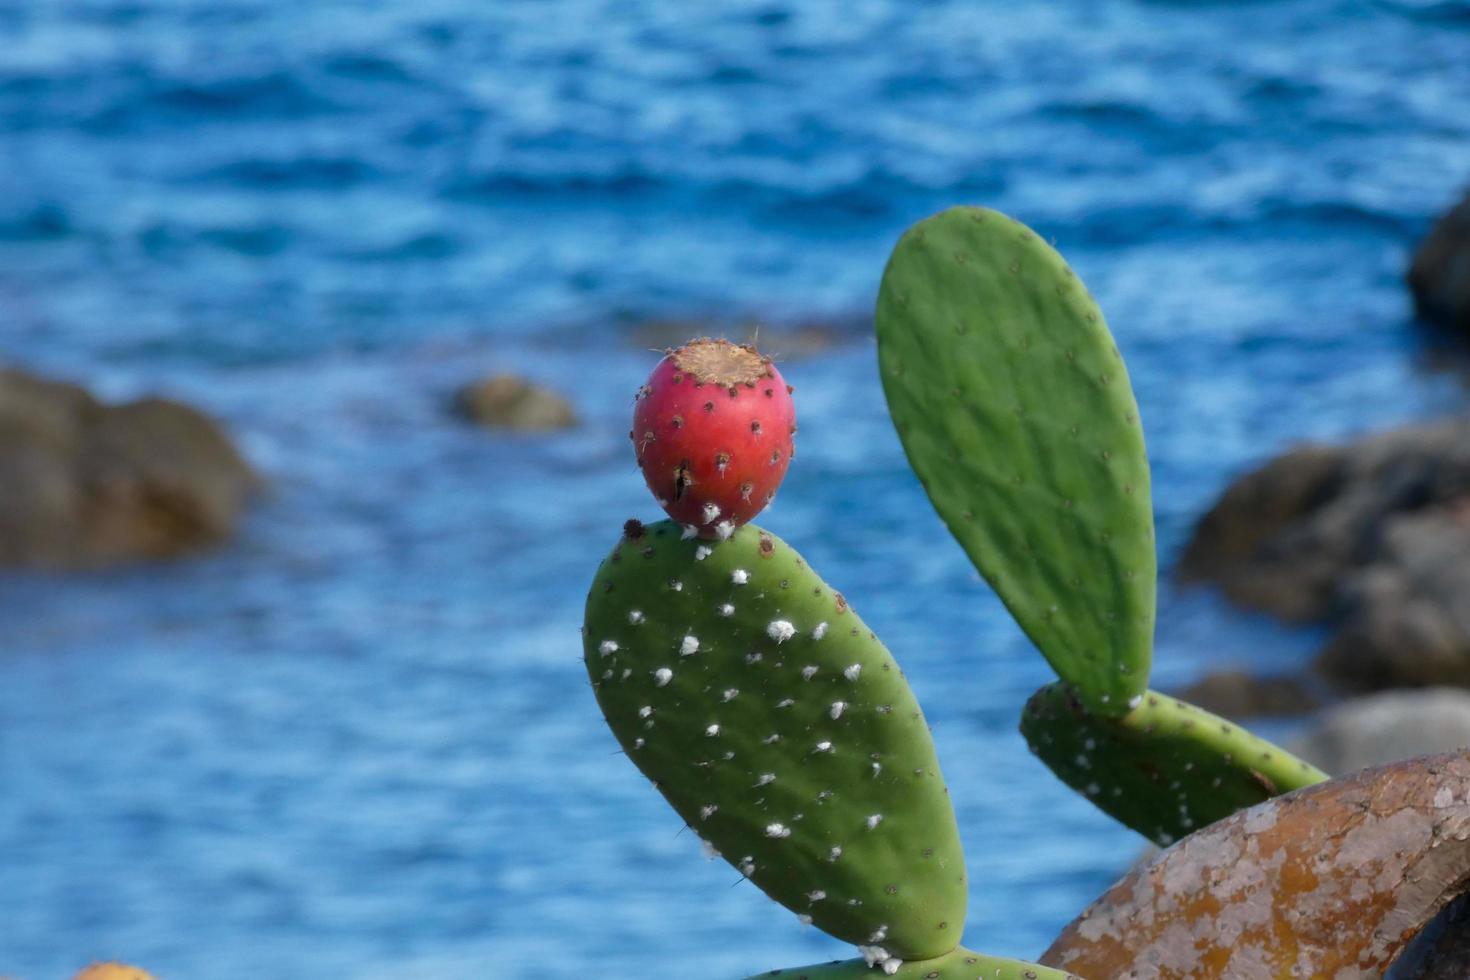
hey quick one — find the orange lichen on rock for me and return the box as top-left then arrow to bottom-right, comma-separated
1042,752 -> 1470,979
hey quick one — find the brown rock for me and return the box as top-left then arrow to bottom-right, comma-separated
73,965 -> 157,980
453,374 -> 577,431
1315,510 -> 1470,690
1177,443 -> 1347,622
1172,669 -> 1320,718
1409,189 -> 1470,333
0,367 -> 258,568
1042,751 -> 1470,979
1181,420 -> 1470,622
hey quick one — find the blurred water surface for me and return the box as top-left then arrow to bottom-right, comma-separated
2,0 -> 1469,976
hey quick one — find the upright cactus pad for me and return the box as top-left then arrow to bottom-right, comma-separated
584,520 -> 966,959
1020,682 -> 1328,846
744,945 -> 1084,979
875,207 -> 1154,716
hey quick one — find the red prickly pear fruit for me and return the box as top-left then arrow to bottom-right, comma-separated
631,337 -> 795,538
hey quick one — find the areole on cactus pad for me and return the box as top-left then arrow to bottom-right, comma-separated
875,206 -> 1155,716
583,520 -> 967,960
631,338 -> 796,538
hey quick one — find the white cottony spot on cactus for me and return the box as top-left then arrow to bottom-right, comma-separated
627,610 -> 644,625
681,524 -> 698,540
700,838 -> 719,860
700,804 -> 718,820
766,619 -> 795,643
719,603 -> 735,616
633,738 -> 644,749
815,740 -> 833,753
598,640 -> 619,656
763,733 -> 780,744
705,724 -> 720,737
653,668 -> 673,687
745,652 -> 763,664
680,635 -> 700,656
871,762 -> 882,776
695,545 -> 712,561
865,814 -> 883,829
811,622 -> 828,640
828,846 -> 842,861
715,520 -> 735,540
765,823 -> 791,838
638,705 -> 653,718
601,669 -> 612,679
739,856 -> 756,876
1084,738 -> 1096,750
881,958 -> 902,976
755,773 -> 776,787
843,664 -> 862,681
1086,782 -> 1100,796
731,568 -> 749,585
721,688 -> 738,701
669,580 -> 683,591
1074,753 -> 1090,769
801,666 -> 818,680
1128,694 -> 1144,710
701,502 -> 721,523
776,698 -> 795,707
807,890 -> 826,902
621,668 -> 631,679
859,946 -> 895,969
870,925 -> 889,943
829,701 -> 846,719
796,914 -> 812,926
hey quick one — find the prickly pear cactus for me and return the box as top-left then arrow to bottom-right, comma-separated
1020,682 -> 1328,846
584,519 -> 966,959
744,945 -> 1085,979
875,206 -> 1154,716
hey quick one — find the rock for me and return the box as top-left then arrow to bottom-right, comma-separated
1409,189 -> 1470,334
1390,894 -> 1470,980
0,367 -> 258,569
1172,669 -> 1321,718
1042,752 -> 1470,979
1316,509 -> 1470,690
1290,688 -> 1470,776
453,374 -> 577,430
1181,417 -> 1470,692
1177,443 -> 1348,622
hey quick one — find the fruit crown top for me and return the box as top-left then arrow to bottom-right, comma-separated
671,338 -> 771,386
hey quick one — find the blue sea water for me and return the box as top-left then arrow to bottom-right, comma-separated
1,1 -> 1468,976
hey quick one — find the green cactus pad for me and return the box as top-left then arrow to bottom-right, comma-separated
875,206 -> 1154,716
584,520 -> 966,959
743,945 -> 1085,979
1020,682 -> 1328,847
